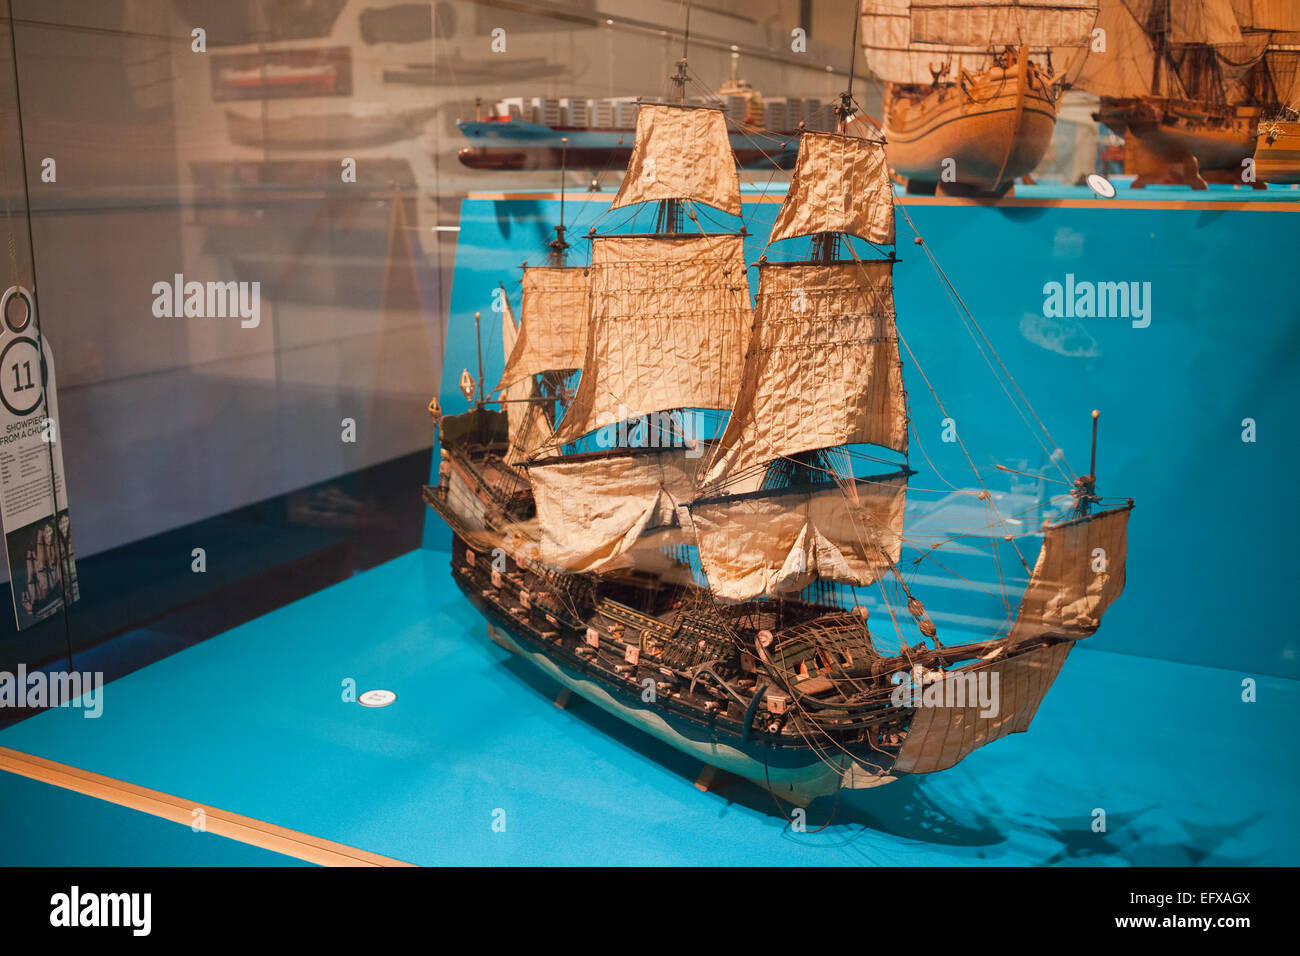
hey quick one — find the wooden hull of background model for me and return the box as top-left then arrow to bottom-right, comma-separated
883,73 -> 1057,193
1255,121 -> 1300,184
1098,98 -> 1260,188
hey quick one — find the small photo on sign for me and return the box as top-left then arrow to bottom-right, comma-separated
5,507 -> 78,628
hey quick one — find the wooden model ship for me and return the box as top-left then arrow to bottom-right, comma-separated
859,0 -> 1100,195
1075,0 -> 1300,187
425,37 -> 1134,806
1255,115 -> 1300,182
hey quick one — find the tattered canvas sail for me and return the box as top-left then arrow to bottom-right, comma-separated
893,642 -> 1072,773
498,294 -> 554,465
526,447 -> 703,573
1007,505 -> 1131,645
551,233 -> 752,446
702,260 -> 906,487
909,0 -> 1101,48
497,267 -> 589,391
1073,0 -> 1159,98
691,473 -> 909,602
769,134 -> 895,245
610,105 -> 742,216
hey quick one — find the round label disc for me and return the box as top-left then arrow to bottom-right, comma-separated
1086,173 -> 1117,199
359,689 -> 397,708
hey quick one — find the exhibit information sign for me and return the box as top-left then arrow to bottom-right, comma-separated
0,285 -> 79,629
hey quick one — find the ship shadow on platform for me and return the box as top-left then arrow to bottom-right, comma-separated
1023,811 -> 1264,867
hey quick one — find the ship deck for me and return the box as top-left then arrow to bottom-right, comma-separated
1,547 -> 1296,866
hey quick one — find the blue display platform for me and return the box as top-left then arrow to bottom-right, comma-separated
1,549 -> 1295,866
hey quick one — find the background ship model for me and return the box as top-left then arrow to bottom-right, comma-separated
425,21 -> 1134,805
1255,113 -> 1300,183
456,65 -> 815,173
1076,0 -> 1300,188
859,0 -> 1100,195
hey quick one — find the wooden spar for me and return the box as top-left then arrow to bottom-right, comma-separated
837,3 -> 860,134
1090,409 -> 1099,479
672,1 -> 691,105
474,311 -> 485,407
549,137 -> 568,264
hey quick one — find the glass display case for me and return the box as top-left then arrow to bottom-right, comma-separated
0,0 -> 1295,883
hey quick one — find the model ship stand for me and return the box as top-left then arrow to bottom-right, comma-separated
425,11 -> 1133,807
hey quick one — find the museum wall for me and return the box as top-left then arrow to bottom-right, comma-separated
0,0 -> 1111,676
0,0 -> 872,575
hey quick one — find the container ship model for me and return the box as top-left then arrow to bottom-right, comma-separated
1076,0 -> 1300,187
425,23 -> 1134,805
859,0 -> 1101,195
456,65 -> 816,173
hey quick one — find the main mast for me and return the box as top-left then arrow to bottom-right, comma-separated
522,4 -> 752,575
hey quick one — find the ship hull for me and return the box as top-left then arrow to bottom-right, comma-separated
457,120 -> 800,171
1095,97 -> 1261,188
1254,120 -> 1300,184
448,537 -> 895,804
883,57 -> 1058,194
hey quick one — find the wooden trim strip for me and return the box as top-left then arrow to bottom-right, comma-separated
466,190 -> 1300,211
0,745 -> 415,867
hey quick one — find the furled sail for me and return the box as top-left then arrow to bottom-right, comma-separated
702,259 -> 907,487
1072,1 -> 1159,98
768,133 -> 896,245
498,293 -> 554,465
691,472 -> 909,602
909,0 -> 1101,48
610,104 -> 742,216
1007,504 -> 1131,646
550,233 -> 752,446
525,447 -> 704,573
496,267 -> 589,391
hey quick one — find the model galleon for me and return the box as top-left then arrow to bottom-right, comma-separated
426,34 -> 1133,805
859,0 -> 1101,195
1076,0 -> 1300,187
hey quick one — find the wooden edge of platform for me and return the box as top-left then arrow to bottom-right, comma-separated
465,190 -> 1300,211
0,745 -> 415,868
